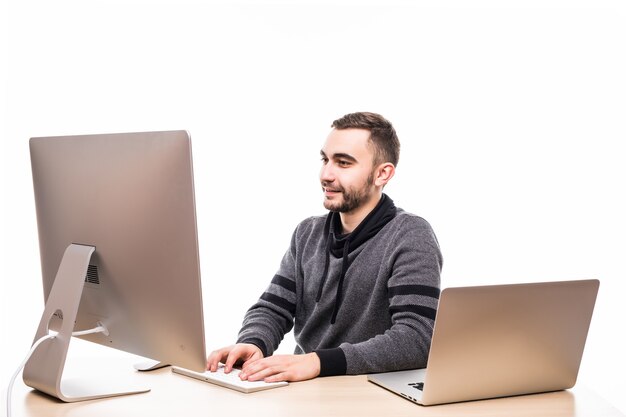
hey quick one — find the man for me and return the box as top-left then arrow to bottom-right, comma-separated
207,112 -> 442,383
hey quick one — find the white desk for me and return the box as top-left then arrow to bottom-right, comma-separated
6,356 -> 624,417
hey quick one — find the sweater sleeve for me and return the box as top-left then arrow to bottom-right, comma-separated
236,227 -> 299,357
337,218 -> 442,375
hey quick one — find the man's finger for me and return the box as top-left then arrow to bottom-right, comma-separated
264,371 -> 289,383
243,363 -> 280,382
224,348 -> 243,373
206,348 -> 227,372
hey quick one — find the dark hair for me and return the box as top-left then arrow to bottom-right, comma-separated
331,112 -> 400,166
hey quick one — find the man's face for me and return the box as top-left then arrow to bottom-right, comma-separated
320,128 -> 377,213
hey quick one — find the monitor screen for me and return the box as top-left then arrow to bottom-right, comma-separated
24,130 -> 207,401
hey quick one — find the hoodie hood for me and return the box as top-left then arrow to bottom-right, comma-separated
315,194 -> 397,323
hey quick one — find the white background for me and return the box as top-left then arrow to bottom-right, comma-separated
1,0 -> 625,414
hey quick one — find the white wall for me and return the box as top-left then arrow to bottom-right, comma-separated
2,0 -> 625,413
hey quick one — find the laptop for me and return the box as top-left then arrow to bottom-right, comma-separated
367,279 -> 599,406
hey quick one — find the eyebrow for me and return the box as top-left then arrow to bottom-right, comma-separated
320,150 -> 358,163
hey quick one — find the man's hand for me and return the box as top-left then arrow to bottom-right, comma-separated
206,343 -> 263,373
239,353 -> 321,383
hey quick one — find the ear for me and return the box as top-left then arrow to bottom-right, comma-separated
374,163 -> 395,187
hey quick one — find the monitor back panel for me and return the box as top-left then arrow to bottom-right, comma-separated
30,130 -> 206,371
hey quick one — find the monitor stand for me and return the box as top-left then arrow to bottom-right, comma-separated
22,244 -> 151,402
134,359 -> 170,371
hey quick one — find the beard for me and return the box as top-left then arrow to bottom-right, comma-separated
322,172 -> 375,213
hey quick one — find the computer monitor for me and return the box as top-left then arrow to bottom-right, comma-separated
23,130 -> 207,402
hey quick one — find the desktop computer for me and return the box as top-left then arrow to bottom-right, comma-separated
23,130 -> 207,402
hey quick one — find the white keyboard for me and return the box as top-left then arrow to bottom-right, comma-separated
172,364 -> 288,393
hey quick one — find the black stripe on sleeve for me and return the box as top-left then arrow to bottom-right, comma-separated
388,285 -> 440,299
389,305 -> 437,321
260,292 -> 296,315
271,274 -> 296,293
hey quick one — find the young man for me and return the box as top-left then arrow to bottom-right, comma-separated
207,112 -> 442,382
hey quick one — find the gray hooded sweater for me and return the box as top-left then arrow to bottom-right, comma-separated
237,195 -> 442,376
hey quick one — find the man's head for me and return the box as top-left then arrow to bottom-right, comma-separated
331,112 -> 400,167
320,112 -> 399,214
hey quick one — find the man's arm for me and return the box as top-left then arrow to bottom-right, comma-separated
207,225 -> 303,378
235,275 -> 296,358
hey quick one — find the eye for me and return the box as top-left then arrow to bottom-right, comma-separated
337,160 -> 351,167
320,157 -> 329,164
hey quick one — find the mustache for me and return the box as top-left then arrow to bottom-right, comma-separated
321,181 -> 344,193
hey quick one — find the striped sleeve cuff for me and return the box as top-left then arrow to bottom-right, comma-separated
314,348 -> 347,377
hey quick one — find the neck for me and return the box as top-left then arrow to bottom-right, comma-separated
339,192 -> 383,234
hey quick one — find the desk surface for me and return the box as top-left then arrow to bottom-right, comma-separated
6,356 -> 624,417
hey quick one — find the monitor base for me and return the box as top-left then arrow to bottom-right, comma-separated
22,244 -> 151,402
134,359 -> 170,371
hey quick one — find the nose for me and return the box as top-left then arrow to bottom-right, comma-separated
320,161 -> 335,184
